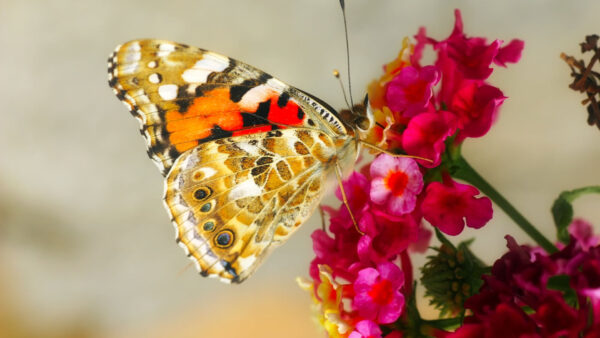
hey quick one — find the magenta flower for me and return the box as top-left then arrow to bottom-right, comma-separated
309,173 -> 368,282
370,154 -> 424,215
461,223 -> 600,336
310,218 -> 362,282
432,10 -> 522,141
411,27 -> 428,66
448,303 -> 538,338
494,39 -> 525,67
449,82 -> 506,140
568,218 -> 600,252
421,176 -> 493,235
353,263 -> 405,324
402,111 -> 457,168
443,10 -> 507,80
335,171 -> 372,226
447,37 -> 501,81
575,259 -> 600,329
303,9 -> 526,337
357,210 -> 418,264
348,320 -> 382,338
310,229 -> 346,281
409,222 -> 433,253
534,294 -> 585,337
385,65 -> 440,117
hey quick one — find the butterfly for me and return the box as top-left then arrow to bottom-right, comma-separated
108,40 -> 375,283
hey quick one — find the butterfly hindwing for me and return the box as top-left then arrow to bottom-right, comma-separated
164,128 -> 336,282
108,39 -> 343,175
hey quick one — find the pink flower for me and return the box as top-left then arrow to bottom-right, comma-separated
402,111 -> 457,168
384,332 -> 402,338
568,218 -> 600,252
349,320 -> 382,338
385,65 -> 440,117
575,259 -> 600,328
421,176 -> 493,235
411,27 -> 432,67
448,303 -> 538,338
443,10 -> 503,80
370,154 -> 424,215
353,263 -> 405,324
461,231 -> 600,336
534,294 -> 585,337
449,82 -> 506,140
357,210 -> 418,264
494,39 -> 525,67
409,222 -> 432,253
335,172 -> 372,227
310,221 -> 362,282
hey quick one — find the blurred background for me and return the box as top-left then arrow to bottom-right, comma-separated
1,0 -> 599,337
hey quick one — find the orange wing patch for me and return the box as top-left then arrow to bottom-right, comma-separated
164,87 -> 307,154
166,88 -> 243,153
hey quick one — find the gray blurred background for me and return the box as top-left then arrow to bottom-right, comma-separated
1,0 -> 599,337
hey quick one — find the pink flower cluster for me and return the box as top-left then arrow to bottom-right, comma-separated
308,157 -> 422,337
363,9 -> 524,237
449,219 -> 600,337
302,9 -> 523,337
368,10 -> 523,167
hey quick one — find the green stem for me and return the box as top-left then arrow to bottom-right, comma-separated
450,156 -> 558,253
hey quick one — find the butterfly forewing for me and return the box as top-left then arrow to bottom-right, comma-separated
108,39 -> 346,175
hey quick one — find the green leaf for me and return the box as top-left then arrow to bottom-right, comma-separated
551,186 -> 600,244
551,196 -> 573,243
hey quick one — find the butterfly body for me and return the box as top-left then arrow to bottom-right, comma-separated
108,40 -> 363,283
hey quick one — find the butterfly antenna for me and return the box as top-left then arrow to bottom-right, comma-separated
339,0 -> 355,109
333,69 -> 352,110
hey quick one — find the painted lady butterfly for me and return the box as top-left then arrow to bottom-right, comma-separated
108,40 -> 373,283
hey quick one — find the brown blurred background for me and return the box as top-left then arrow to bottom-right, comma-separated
1,0 -> 599,337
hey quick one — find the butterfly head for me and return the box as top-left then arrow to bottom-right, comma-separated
339,95 -> 375,144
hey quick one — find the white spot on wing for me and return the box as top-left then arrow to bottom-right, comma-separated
236,255 -> 257,271
229,180 -> 262,200
266,78 -> 286,92
237,142 -> 259,155
124,52 -> 140,63
157,43 -> 176,57
181,56 -> 229,83
128,42 -> 141,51
186,84 -> 198,94
122,101 -> 133,111
149,73 -> 160,84
238,85 -> 276,111
147,61 -> 157,68
182,68 -> 213,83
124,42 -> 141,63
198,167 -> 217,179
158,84 -> 178,100
119,64 -> 137,75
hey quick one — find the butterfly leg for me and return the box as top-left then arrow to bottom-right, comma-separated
334,161 -> 365,236
318,205 -> 327,232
